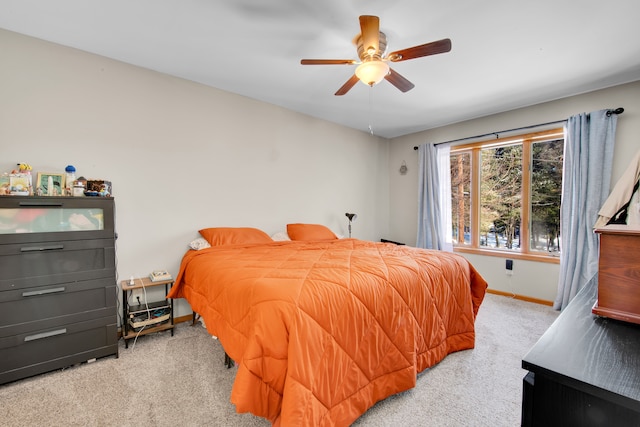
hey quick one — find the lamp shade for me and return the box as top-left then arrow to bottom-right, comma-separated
355,61 -> 389,86
345,213 -> 357,222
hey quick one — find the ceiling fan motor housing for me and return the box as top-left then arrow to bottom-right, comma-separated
356,32 -> 387,60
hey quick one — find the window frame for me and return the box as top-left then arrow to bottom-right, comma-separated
451,127 -> 563,264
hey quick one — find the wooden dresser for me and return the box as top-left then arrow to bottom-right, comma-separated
0,196 -> 118,384
593,225 -> 640,324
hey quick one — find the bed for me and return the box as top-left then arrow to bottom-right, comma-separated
167,225 -> 487,426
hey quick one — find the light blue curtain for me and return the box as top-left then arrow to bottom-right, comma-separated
554,109 -> 618,310
417,143 -> 452,250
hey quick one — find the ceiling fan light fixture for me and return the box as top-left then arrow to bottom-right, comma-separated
355,60 -> 389,86
300,16 -> 451,95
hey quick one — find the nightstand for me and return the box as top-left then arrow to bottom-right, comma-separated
121,276 -> 174,348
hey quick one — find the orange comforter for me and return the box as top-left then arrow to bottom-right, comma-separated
168,239 -> 487,426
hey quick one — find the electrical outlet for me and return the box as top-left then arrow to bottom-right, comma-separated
132,289 -> 144,306
505,259 -> 513,276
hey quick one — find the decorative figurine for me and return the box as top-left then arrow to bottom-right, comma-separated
99,184 -> 110,197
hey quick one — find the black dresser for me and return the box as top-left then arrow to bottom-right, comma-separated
522,279 -> 640,426
0,196 -> 118,384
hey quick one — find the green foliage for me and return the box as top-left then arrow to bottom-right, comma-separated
480,145 -> 522,249
450,138 -> 563,253
530,139 -> 563,251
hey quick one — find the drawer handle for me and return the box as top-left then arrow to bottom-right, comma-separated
22,287 -> 66,297
21,244 -> 65,252
18,202 -> 64,207
24,328 -> 67,342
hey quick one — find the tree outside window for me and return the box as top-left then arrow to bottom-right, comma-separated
450,128 -> 563,259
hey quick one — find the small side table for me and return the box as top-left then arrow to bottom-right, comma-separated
121,276 -> 174,348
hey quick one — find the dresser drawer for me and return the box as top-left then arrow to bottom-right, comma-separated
0,238 -> 115,291
0,196 -> 114,245
0,279 -> 116,337
0,317 -> 117,385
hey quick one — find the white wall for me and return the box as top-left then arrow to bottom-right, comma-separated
3,28 -> 640,309
0,29 -> 390,317
389,81 -> 640,302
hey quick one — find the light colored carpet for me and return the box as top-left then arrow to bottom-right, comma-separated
0,293 -> 558,427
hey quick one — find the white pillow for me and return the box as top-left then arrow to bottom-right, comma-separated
270,231 -> 291,241
189,237 -> 211,250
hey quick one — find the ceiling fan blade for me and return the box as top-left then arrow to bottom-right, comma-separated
387,38 -> 452,62
359,15 -> 380,55
385,68 -> 415,92
301,59 -> 356,65
335,75 -> 360,96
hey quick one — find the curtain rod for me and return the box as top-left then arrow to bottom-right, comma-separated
413,107 -> 624,150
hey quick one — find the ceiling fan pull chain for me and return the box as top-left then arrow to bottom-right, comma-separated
368,86 -> 375,135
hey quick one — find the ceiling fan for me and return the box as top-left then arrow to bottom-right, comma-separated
301,15 -> 451,96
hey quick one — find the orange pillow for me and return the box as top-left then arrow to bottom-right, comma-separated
198,227 -> 273,246
286,223 -> 338,241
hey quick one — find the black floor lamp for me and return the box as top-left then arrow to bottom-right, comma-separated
345,213 -> 357,238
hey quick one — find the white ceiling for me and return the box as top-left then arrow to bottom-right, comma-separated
2,0 -> 640,138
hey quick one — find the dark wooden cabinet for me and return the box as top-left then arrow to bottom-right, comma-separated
0,196 -> 118,384
593,225 -> 640,324
522,280 -> 640,426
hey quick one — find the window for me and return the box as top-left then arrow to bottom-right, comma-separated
450,128 -> 563,261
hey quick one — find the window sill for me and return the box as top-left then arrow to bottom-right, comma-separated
453,246 -> 560,264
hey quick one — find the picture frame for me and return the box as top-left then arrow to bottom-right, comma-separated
0,174 -> 10,195
8,173 -> 32,195
86,180 -> 112,196
36,172 -> 65,196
